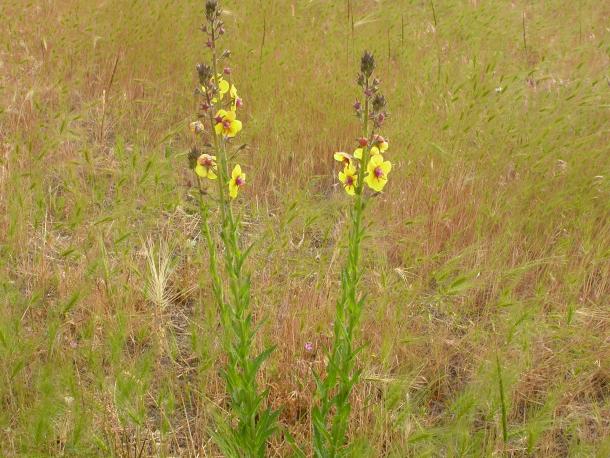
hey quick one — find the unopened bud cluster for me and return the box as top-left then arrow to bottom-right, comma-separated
355,52 -> 389,128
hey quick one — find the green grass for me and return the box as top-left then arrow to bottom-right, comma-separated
1,0 -> 609,456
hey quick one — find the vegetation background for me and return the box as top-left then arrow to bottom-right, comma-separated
1,0 -> 608,456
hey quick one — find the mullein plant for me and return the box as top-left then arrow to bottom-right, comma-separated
187,1 -> 277,455
312,52 -> 392,457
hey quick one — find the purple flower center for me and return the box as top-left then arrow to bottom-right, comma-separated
374,166 -> 384,178
223,120 -> 231,129
235,176 -> 244,186
215,115 -> 223,123
346,175 -> 355,186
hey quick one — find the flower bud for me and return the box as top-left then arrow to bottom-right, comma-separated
206,39 -> 214,49
372,94 -> 386,113
360,51 -> 375,78
223,67 -> 231,75
196,63 -> 212,82
353,99 -> 361,111
235,98 -> 244,109
358,137 -> 368,147
188,147 -> 200,169
219,27 -> 225,35
205,0 -> 218,21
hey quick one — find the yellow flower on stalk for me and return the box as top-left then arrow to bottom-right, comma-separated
228,164 -> 246,199
214,110 -> 242,138
364,154 -> 392,192
211,76 -> 239,106
373,135 -> 389,152
229,84 -> 242,110
218,76 -> 230,96
333,152 -> 353,166
338,164 -> 358,196
195,154 -> 217,179
354,146 -> 380,160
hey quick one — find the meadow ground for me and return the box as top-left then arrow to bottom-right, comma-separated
1,0 -> 609,456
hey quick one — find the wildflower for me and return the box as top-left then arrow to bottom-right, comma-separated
190,120 -> 205,134
304,342 -> 314,352
214,110 -> 242,137
228,164 -> 246,198
373,134 -> 389,152
229,85 -> 240,110
338,164 -> 358,196
353,146 -> 380,160
364,154 -> 392,192
195,154 -> 217,179
217,76 -> 230,96
333,151 -> 353,166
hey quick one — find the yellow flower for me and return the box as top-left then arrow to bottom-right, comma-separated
338,164 -> 358,196
333,151 -> 353,166
211,76 -> 238,105
374,135 -> 389,152
218,76 -> 230,96
214,110 -> 242,138
229,85 -> 241,110
353,146 -> 380,159
228,164 -> 246,199
364,154 -> 392,192
195,154 -> 217,180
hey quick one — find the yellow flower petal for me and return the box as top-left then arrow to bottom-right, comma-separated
218,78 -> 230,94
229,182 -> 238,198
195,164 -> 207,177
230,119 -> 242,136
232,164 -> 242,179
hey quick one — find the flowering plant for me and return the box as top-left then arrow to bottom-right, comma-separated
188,1 -> 277,455
312,51 -> 391,457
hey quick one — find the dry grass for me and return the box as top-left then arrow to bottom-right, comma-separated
1,0 -> 609,456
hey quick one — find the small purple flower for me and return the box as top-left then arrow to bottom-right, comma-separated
353,99 -> 361,111
223,67 -> 232,75
304,342 -> 314,352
